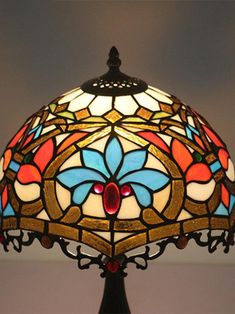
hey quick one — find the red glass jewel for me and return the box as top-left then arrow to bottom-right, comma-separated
17,164 -> 41,184
103,182 -> 120,215
120,185 -> 132,196
34,139 -> 54,172
172,139 -> 193,172
106,260 -> 119,273
186,163 -> 212,183
93,183 -> 104,194
138,131 -> 170,153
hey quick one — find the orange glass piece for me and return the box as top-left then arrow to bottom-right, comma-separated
221,184 -> 229,207
186,163 -> 212,183
57,133 -> 88,153
34,139 -> 54,172
194,134 -> 205,150
22,133 -> 34,148
1,186 -> 8,209
17,165 -> 41,184
138,131 -> 170,153
172,139 -> 193,172
203,125 -> 224,148
8,124 -> 28,148
3,149 -> 12,171
218,148 -> 229,170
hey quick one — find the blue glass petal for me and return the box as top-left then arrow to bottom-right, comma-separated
35,125 -> 43,139
131,184 -> 151,207
82,150 -> 110,178
188,125 -> 200,136
57,168 -> 105,188
117,150 -> 147,179
3,203 -> 15,217
105,138 -> 123,175
229,194 -> 235,213
214,202 -> 229,216
119,169 -> 169,191
73,183 -> 93,204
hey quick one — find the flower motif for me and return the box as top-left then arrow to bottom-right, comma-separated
57,137 -> 169,215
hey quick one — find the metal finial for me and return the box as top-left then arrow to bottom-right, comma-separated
107,46 -> 121,69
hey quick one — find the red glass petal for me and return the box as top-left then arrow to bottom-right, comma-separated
17,165 -> 41,184
172,139 -> 193,172
8,124 -> 28,148
202,125 -> 224,148
34,139 -> 54,173
106,260 -> 119,273
221,184 -> 229,207
3,149 -> 12,171
194,135 -> 206,150
103,182 -> 120,215
218,148 -> 229,170
57,133 -> 88,154
138,132 -> 170,153
93,183 -> 104,194
1,185 -> 8,209
22,133 -> 34,148
186,163 -> 212,183
120,185 -> 132,197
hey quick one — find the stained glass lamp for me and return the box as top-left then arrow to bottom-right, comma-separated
0,47 -> 235,313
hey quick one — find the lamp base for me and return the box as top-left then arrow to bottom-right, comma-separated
99,271 -> 130,314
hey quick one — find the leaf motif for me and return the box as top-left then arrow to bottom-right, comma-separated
105,138 -> 123,175
73,183 -> 93,204
117,150 -> 147,179
82,149 -> 110,178
131,184 -> 152,207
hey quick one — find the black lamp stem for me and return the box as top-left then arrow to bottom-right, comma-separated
99,272 -> 131,314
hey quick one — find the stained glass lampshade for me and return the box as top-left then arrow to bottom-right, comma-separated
1,47 -> 235,313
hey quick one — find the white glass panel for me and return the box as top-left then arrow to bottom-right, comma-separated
89,96 -> 112,115
117,196 -> 141,219
114,96 -> 138,115
68,93 -> 94,112
60,151 -> 82,171
187,179 -> 216,201
114,232 -> 133,242
32,117 -> 41,128
226,159 -> 235,182
134,93 -> 159,111
94,231 -> 111,241
55,133 -> 70,145
41,125 -> 56,135
37,209 -> 50,220
46,113 -> 56,121
170,126 -> 186,136
177,209 -> 192,221
153,184 -> 171,212
146,88 -> 173,104
171,114 -> 183,122
118,136 -> 140,153
157,134 -> 172,146
82,194 -> 106,217
187,116 -> 195,127
14,181 -> 40,202
56,182 -> 71,210
0,157 -> 4,181
148,85 -> 171,96
58,88 -> 83,104
88,135 -> 109,152
145,153 -> 168,174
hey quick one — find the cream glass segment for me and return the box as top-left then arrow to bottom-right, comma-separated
55,134 -> 70,146
170,126 -> 186,136
94,231 -> 111,241
177,209 -> 192,221
46,113 -> 56,121
117,196 -> 141,219
187,180 -> 216,201
56,182 -> 71,210
145,153 -> 168,174
89,96 -> 112,115
37,209 -> 50,221
153,184 -> 171,213
226,159 -> 235,182
114,232 -> 133,242
0,158 -> 4,181
60,151 -> 82,171
58,89 -> 83,104
88,136 -> 109,152
118,136 -> 140,153
82,194 -> 106,218
114,96 -> 138,115
68,93 -> 95,112
134,93 -> 160,111
146,88 -> 173,105
41,125 -> 56,135
32,117 -> 41,128
14,181 -> 40,202
148,85 -> 171,97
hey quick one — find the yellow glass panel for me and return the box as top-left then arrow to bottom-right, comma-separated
134,93 -> 160,111
114,95 -> 138,115
68,93 -> 95,112
56,182 -> 71,210
89,96 -> 112,115
105,110 -> 122,123
14,181 -> 40,202
117,196 -> 141,219
153,184 -> 171,213
82,194 -> 106,218
58,88 -> 83,104
146,88 -> 173,105
187,180 -> 216,201
152,111 -> 172,119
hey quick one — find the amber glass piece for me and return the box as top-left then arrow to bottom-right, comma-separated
105,110 -> 122,123
137,107 -> 152,120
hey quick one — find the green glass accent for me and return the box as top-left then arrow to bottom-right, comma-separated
24,153 -> 33,163
49,103 -> 56,112
58,111 -> 75,120
193,151 -> 202,162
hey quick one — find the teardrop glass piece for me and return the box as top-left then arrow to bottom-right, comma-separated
104,182 -> 120,215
